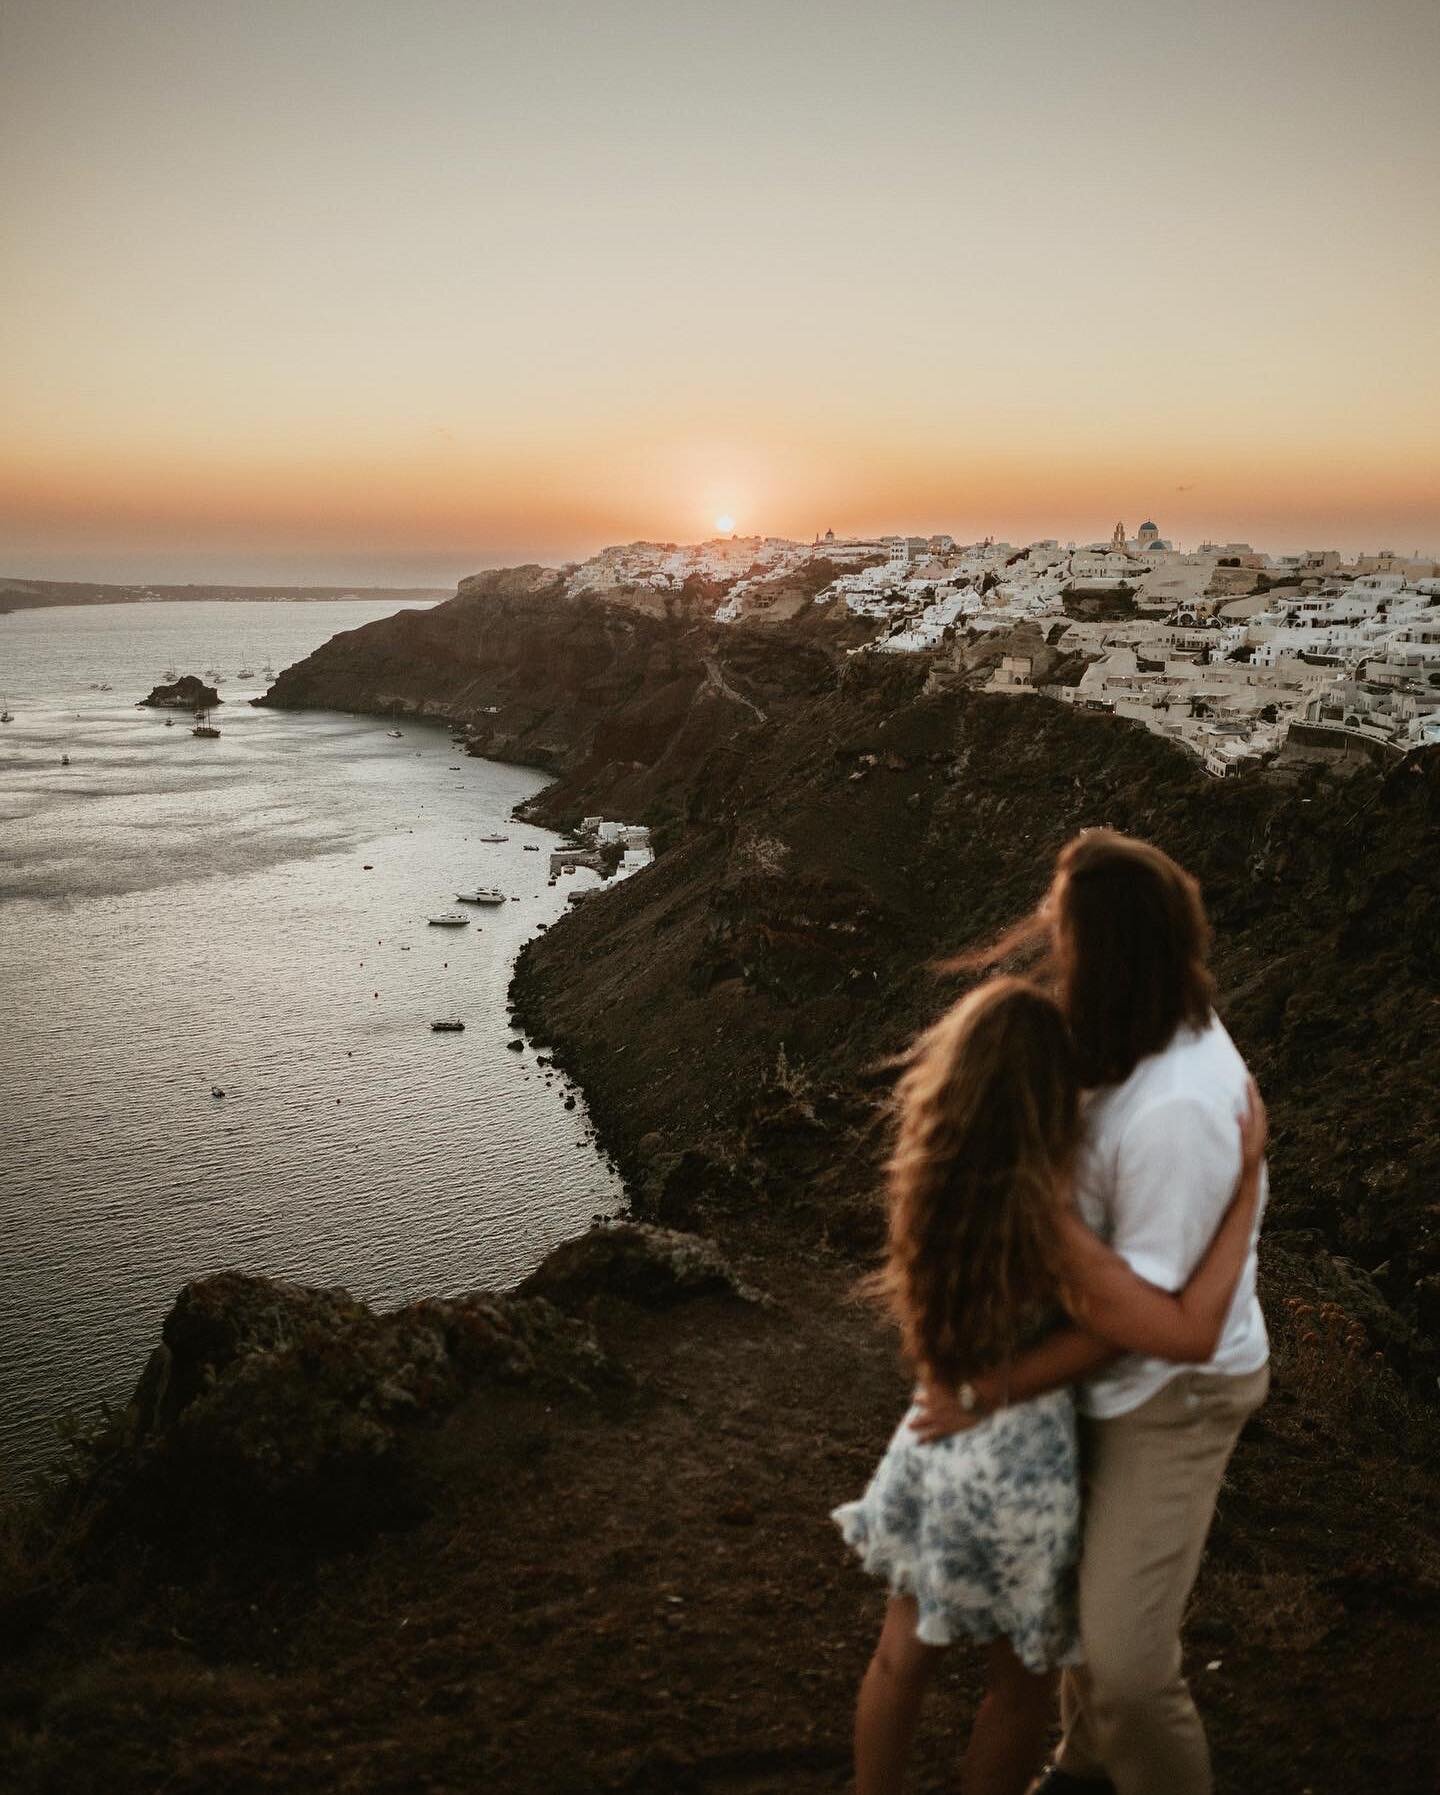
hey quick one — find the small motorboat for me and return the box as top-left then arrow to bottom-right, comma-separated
456,888 -> 505,905
479,833 -> 509,843
523,844 -> 539,852
431,1020 -> 465,1032
427,913 -> 470,928
164,718 -> 174,727
386,729 -> 403,739
236,667 -> 255,679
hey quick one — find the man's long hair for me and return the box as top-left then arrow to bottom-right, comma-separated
952,829 -> 1215,1087
871,977 -> 1079,1384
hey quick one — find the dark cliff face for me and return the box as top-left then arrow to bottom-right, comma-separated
266,568 -> 1440,1369
514,672 -> 1440,1379
262,566 -> 846,836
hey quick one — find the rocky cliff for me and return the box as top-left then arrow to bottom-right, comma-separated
266,569 -> 1440,1365
8,574 -> 1437,1793
262,566 -> 865,839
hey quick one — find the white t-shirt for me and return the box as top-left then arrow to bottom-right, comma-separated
1075,1013 -> 1269,1419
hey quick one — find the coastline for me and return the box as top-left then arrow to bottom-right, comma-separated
0,582 -> 453,617
0,627 -> 624,1479
4,593 -> 1438,1792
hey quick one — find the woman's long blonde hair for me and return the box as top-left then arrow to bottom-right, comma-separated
872,977 -> 1080,1384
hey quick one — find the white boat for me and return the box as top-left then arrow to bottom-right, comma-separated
387,729 -> 403,739
427,912 -> 470,928
479,833 -> 509,843
456,888 -> 505,905
236,667 -> 255,679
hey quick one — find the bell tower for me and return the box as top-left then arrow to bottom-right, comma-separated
1110,521 -> 1127,553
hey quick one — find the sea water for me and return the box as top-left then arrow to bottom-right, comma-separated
0,600 -> 624,1478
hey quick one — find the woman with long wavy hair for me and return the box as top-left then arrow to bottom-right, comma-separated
832,977 -> 1266,1795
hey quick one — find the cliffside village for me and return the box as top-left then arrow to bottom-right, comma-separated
562,527 -> 1440,779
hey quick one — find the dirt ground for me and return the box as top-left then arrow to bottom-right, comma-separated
6,1214 -> 1436,1795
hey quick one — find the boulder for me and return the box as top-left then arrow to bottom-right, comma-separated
121,1272 -> 612,1516
517,1222 -> 759,1311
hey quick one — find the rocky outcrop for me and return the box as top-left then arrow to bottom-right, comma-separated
140,674 -> 219,709
516,1222 -> 760,1310
109,1271 -> 613,1528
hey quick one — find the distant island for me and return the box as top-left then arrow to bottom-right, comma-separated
141,674 -> 220,709
0,577 -> 452,616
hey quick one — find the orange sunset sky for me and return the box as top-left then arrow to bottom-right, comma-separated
2,0 -> 1437,585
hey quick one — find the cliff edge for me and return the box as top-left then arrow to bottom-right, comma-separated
7,575 -> 1438,1793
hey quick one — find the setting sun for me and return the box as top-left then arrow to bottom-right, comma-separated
714,513 -> 736,534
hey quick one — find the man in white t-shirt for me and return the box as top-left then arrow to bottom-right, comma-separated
919,829 -> 1270,1795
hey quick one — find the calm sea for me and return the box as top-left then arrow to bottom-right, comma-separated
0,600 -> 625,1481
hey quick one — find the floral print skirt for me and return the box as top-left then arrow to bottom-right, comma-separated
832,1387 -> 1082,1673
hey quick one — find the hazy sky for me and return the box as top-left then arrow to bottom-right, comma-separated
2,0 -> 1437,584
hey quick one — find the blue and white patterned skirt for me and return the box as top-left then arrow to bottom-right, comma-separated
832,1388 -> 1082,1673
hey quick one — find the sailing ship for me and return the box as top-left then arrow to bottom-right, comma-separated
0,695 -> 11,723
192,709 -> 221,739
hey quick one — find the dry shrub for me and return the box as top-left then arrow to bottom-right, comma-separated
735,832 -> 792,878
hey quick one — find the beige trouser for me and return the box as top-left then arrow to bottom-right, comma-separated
1056,1363 -> 1270,1795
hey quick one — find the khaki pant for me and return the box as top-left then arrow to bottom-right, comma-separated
1057,1363 -> 1270,1795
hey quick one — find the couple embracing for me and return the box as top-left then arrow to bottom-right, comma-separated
834,830 -> 1270,1795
